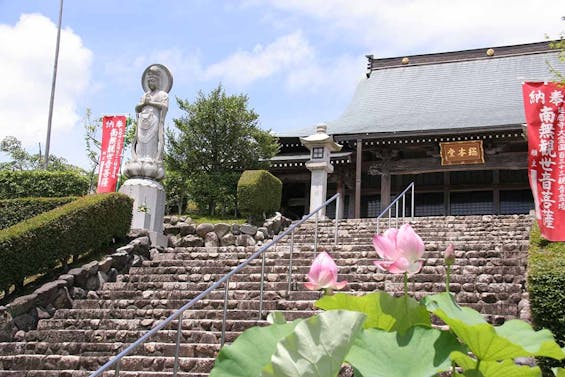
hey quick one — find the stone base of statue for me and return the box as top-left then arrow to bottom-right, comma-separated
119,177 -> 167,247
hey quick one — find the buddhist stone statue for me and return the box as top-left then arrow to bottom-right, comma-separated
119,64 -> 173,247
123,64 -> 173,180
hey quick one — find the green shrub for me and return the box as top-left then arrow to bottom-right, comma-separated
237,170 -> 281,221
0,197 -> 78,230
0,193 -> 133,292
528,221 -> 565,375
0,170 -> 89,199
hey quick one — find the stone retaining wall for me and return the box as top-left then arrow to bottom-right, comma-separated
0,213 -> 292,342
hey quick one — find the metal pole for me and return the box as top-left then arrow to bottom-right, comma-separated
395,201 -> 399,228
44,0 -> 64,169
287,231 -> 294,294
173,311 -> 184,376
411,184 -> 415,220
314,212 -> 319,253
114,361 -> 119,377
334,194 -> 340,246
221,280 -> 229,346
402,194 -> 406,221
258,252 -> 266,320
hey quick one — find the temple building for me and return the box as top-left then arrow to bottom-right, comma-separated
269,41 -> 565,219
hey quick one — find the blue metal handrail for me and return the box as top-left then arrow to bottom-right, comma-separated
90,193 -> 341,376
376,182 -> 415,234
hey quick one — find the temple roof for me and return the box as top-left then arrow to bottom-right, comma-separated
278,41 -> 565,138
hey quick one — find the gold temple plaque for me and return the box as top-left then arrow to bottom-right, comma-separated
440,140 -> 484,166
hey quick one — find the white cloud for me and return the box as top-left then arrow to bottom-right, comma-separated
204,31 -> 315,87
256,0 -> 565,56
0,13 -> 92,148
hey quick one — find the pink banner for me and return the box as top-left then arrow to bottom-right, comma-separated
97,115 -> 127,193
522,82 -> 565,241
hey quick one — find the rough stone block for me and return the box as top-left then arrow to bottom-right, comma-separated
221,233 -> 236,246
196,223 -> 214,238
34,280 -> 67,307
7,293 -> 37,317
205,232 -> 219,247
214,223 -> 231,238
176,235 -> 204,247
240,224 -> 258,236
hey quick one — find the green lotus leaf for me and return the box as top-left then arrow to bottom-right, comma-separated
451,351 -> 542,377
423,293 -> 564,361
316,292 -> 431,333
261,310 -> 366,377
552,367 -> 565,377
422,292 -> 486,325
267,311 -> 287,325
346,326 -> 464,377
209,317 -> 300,377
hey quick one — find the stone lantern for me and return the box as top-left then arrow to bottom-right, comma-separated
300,123 -> 342,217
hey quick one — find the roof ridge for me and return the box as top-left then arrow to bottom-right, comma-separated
367,40 -> 556,73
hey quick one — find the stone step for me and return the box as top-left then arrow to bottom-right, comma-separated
70,298 -> 315,312
0,354 -> 215,373
0,371 -> 208,377
24,321 -> 270,343
0,340 -> 222,358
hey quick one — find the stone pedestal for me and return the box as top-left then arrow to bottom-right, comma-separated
306,161 -> 333,217
119,178 -> 167,247
300,123 -> 342,219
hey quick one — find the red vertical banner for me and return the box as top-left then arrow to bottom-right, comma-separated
522,82 -> 565,241
97,115 -> 127,193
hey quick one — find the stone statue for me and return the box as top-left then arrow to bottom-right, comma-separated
123,64 -> 173,181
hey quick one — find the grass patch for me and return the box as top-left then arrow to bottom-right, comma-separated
187,213 -> 246,225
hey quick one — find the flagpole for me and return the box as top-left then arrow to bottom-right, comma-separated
44,0 -> 64,169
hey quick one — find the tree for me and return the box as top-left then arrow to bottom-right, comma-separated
166,84 -> 279,215
0,136 -> 84,173
163,170 -> 190,214
549,17 -> 565,83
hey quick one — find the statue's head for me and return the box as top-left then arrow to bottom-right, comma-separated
147,66 -> 162,90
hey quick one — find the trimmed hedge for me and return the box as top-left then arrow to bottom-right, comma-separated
0,193 -> 133,292
237,170 -> 282,220
0,197 -> 77,230
0,170 -> 89,199
527,222 -> 565,375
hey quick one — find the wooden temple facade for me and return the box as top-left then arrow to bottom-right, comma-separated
269,41 -> 565,219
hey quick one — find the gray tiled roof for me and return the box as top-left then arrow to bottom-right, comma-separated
278,48 -> 565,137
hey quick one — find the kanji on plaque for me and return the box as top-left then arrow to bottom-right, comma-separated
522,82 -> 565,241
97,115 -> 127,193
439,140 -> 484,165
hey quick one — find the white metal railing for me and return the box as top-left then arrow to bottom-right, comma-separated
376,182 -> 415,234
89,193 -> 341,376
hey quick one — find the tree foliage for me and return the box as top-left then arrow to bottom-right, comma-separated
0,136 -> 84,174
166,85 -> 279,214
549,17 -> 565,84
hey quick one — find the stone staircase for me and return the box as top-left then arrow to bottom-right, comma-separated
0,214 -> 533,376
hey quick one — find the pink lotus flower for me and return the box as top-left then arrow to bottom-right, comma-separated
444,243 -> 455,265
372,223 -> 425,274
304,251 -> 347,291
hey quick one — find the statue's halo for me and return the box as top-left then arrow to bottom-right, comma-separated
141,64 -> 173,93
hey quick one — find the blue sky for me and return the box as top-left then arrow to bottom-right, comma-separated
1,0 -> 564,170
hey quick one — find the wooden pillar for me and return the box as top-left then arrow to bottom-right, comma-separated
380,169 -> 391,211
304,181 -> 310,216
355,139 -> 363,218
336,174 -> 344,219
493,170 -> 500,215
444,171 -> 450,216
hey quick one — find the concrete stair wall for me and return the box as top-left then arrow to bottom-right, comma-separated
0,214 -> 533,376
